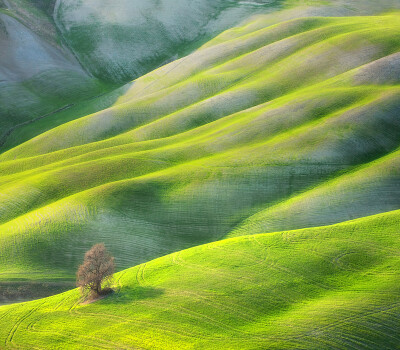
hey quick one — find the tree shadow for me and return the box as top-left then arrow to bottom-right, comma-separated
101,285 -> 165,305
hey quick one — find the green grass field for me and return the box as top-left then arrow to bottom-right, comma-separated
1,12 -> 399,281
0,1 -> 399,348
0,210 -> 399,349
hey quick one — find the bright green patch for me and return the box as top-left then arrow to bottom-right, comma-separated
0,211 -> 399,348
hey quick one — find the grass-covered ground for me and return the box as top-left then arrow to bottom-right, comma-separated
0,83 -> 129,152
0,2 -> 399,347
53,0 -> 400,83
0,12 -> 399,284
0,210 -> 399,349
0,1 -> 112,145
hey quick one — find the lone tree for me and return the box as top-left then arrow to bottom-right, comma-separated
77,243 -> 115,299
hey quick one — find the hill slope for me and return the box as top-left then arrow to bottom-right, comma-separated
53,0 -> 283,82
3,0 -> 400,151
0,12 -> 399,294
0,210 -> 399,349
54,0 -> 400,83
0,0 -> 110,148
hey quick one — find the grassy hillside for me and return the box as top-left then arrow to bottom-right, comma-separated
0,0 -> 118,151
0,83 -> 130,152
0,210 -> 399,349
0,0 -> 58,45
53,0 -> 283,82
0,12 -> 399,295
53,0 -> 400,83
0,1 -> 399,347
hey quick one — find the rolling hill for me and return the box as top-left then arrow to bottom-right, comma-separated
1,10 -> 400,283
2,0 -> 400,152
0,0 -> 399,348
0,210 -> 399,349
0,0 -> 290,150
53,0 -> 400,83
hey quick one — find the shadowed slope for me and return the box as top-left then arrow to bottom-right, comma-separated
0,2 -> 111,145
53,0 -> 284,82
230,148 -> 400,237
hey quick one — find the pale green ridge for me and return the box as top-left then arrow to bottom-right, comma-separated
0,210 -> 399,349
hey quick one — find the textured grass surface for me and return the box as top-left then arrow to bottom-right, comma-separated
53,0 -> 400,83
0,12 -> 399,286
0,83 -> 129,152
0,2 -> 399,348
0,210 -> 399,349
0,3 -> 111,143
53,0 -> 285,82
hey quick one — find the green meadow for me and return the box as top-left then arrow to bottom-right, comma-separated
0,211 -> 399,349
0,1 -> 399,348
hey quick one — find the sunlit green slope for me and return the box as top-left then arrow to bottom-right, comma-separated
0,12 -> 400,290
0,210 -> 399,349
